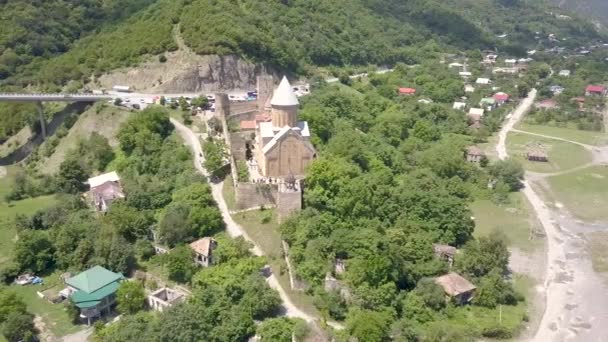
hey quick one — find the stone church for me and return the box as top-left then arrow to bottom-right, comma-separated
253,76 -> 316,178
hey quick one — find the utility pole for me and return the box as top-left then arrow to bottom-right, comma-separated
35,101 -> 46,139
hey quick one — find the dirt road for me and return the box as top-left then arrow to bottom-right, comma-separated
171,118 -> 333,327
497,90 -> 608,341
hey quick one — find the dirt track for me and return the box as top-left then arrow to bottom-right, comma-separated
497,89 -> 608,341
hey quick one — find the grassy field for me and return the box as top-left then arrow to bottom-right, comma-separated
7,272 -> 84,338
547,166 -> 608,222
0,165 -> 20,201
232,209 -> 320,317
517,122 -> 607,146
43,104 -> 131,174
506,132 -> 592,173
222,176 -> 237,211
471,193 -> 542,252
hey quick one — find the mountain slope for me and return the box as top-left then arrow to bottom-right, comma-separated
0,0 -> 606,140
551,0 -> 608,25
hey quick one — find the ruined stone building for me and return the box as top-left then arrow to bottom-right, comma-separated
254,76 -> 316,178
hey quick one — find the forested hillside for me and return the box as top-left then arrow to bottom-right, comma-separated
1,0 -> 605,140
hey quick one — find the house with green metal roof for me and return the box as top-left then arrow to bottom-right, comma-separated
479,97 -> 497,111
64,266 -> 124,325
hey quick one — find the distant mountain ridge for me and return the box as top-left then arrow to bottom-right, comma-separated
551,0 -> 608,25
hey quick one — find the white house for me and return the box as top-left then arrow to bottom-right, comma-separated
475,78 -> 492,85
453,102 -> 466,111
459,71 -> 472,78
464,84 -> 475,93
558,70 -> 571,77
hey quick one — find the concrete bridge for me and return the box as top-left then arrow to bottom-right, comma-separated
0,93 -> 112,138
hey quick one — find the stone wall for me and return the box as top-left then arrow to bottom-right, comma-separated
277,183 -> 303,223
235,182 -> 278,209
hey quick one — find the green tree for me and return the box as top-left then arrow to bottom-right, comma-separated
488,159 -> 524,191
2,312 -> 36,342
117,281 -> 146,314
56,158 -> 88,194
257,317 -> 296,342
191,96 -> 209,109
346,309 -> 393,342
14,230 -> 54,273
166,245 -> 196,284
456,233 -> 510,278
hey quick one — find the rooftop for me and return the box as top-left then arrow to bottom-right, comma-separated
435,272 -> 476,296
66,266 -> 124,294
466,146 -> 485,157
91,181 -> 124,201
189,237 -> 216,257
270,76 -> 299,107
88,171 -> 120,188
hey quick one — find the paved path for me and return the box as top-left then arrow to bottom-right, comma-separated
171,118 -> 334,327
497,90 -> 608,341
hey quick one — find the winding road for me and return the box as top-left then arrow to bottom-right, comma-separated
496,90 -> 608,341
170,118 -> 346,329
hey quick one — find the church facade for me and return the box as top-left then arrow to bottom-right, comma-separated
253,76 -> 316,178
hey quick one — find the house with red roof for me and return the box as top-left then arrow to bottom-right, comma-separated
493,92 -> 510,105
398,88 -> 417,96
585,85 -> 606,96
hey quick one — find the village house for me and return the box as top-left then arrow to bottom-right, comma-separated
492,67 -> 518,74
550,85 -> 565,95
479,97 -> 497,111
254,76 -> 316,178
148,287 -> 186,312
585,85 -> 606,97
535,99 -> 558,110
189,237 -> 217,267
475,78 -> 492,85
465,146 -> 486,163
459,71 -> 472,79
493,92 -> 510,105
62,266 -> 124,325
398,87 -> 417,96
504,59 -> 517,66
88,172 -> 125,213
435,272 -> 476,305
464,84 -> 475,93
468,108 -> 485,122
449,62 -> 464,69
418,98 -> 433,104
558,69 -> 571,77
453,102 -> 466,111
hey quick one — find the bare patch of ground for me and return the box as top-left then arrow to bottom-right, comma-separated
92,26 -> 274,94
42,104 -> 131,174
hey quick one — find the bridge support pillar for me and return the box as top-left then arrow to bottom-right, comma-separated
35,101 -> 46,139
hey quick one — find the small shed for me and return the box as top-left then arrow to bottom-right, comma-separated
526,148 -> 548,162
465,146 -> 485,163
433,244 -> 457,266
476,78 -> 492,85
479,97 -> 496,110
435,272 -> 476,305
453,102 -> 466,111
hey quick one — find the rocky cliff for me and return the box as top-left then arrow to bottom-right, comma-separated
94,53 -> 278,93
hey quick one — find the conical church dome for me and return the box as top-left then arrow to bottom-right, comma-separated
270,76 -> 299,107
